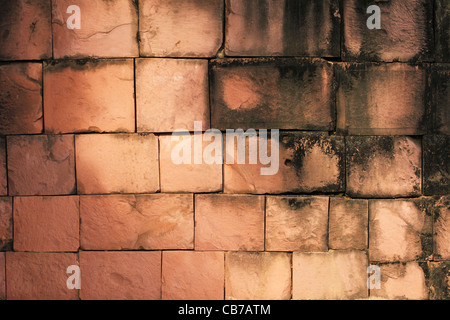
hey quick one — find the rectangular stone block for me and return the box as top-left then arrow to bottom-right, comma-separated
80,194 -> 193,250
210,58 -> 335,130
0,63 -> 43,135
266,196 -> 328,252
0,139 -> 6,195
435,0 -> 450,62
0,198 -> 12,251
427,261 -> 450,300
7,135 -> 76,196
434,196 -> 450,261
195,194 -> 265,251
430,64 -> 450,134
346,136 -> 422,198
80,251 -> 161,300
424,136 -> 449,195
44,59 -> 135,134
225,0 -> 340,57
52,0 -> 138,58
75,134 -> 159,194
225,252 -> 291,300
336,63 -> 427,135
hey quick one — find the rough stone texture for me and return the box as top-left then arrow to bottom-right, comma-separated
329,198 -> 368,250
136,59 -> 209,132
336,63 -> 427,135
428,261 -> 450,300
139,0 -> 223,57
75,134 -> 159,194
80,251 -> 161,300
195,194 -> 265,251
6,252 -> 78,300
266,196 -> 328,252
293,250 -> 368,300
434,196 -> 450,261
224,132 -> 344,194
0,0 -> 52,60
424,136 -> 449,195
371,262 -> 428,300
52,0 -> 138,58
162,251 -> 224,300
225,252 -> 291,300
0,139 -> 5,196
435,0 -> 450,62
81,194 -> 193,250
210,58 -> 335,130
13,196 -> 79,252
44,59 -> 135,134
430,64 -> 450,135
0,63 -> 43,135
7,135 -> 76,196
342,0 -> 433,62
0,252 -> 4,300
0,198 -> 12,251
369,199 -> 433,263
159,134 -> 222,193
346,136 -> 422,198
225,0 -> 340,57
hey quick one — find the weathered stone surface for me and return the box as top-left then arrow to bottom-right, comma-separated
81,194 -> 193,250
195,194 -> 264,251
266,196 -> 328,251
336,63 -> 427,135
430,64 -> 450,135
0,0 -> 52,60
0,139 -> 5,196
0,252 -> 5,300
369,199 -> 433,262
136,59 -> 209,132
6,252 -> 78,300
13,196 -> 79,252
210,58 -> 335,130
225,0 -> 340,57
224,132 -> 344,194
44,60 -> 135,134
346,136 -> 421,198
293,250 -> 368,300
0,198 -> 12,251
139,0 -> 223,57
159,134 -> 222,193
342,0 -> 433,62
371,262 -> 428,300
0,63 -> 43,135
75,134 -> 159,194
436,0 -> 450,62
428,261 -> 450,300
225,252 -> 291,300
329,198 -> 368,250
424,136 -> 449,195
80,251 -> 161,300
435,196 -> 450,260
162,251 -> 224,300
52,0 -> 138,58
7,135 -> 76,196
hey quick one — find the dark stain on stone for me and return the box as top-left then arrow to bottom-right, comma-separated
243,0 -> 269,40
423,135 -> 450,195
428,262 -> 450,300
346,136 -> 395,171
283,197 -> 312,211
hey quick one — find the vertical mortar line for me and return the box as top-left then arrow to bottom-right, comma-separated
160,250 -> 163,300
367,200 -> 371,298
326,196 -> 331,250
4,137 -> 9,198
157,134 -> 161,192
192,194 -> 195,250
264,195 -> 267,251
136,0 -> 140,58
290,252 -> 293,300
133,58 -> 137,133
41,61 -> 45,135
4,251 -> 7,300
339,0 -> 344,60
421,135 -> 424,196
223,251 -> 226,300
50,0 -> 54,59
73,134 -> 77,196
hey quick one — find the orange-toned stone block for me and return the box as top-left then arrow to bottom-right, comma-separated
52,0 -> 138,58
13,196 -> 79,252
0,63 -> 43,135
159,134 -> 222,193
80,251 -> 161,300
136,58 -> 209,132
346,136 -> 422,198
6,252 -> 78,300
7,135 -> 76,196
76,134 -> 159,194
162,251 -> 224,300
139,0 -> 223,57
266,196 -> 328,252
225,252 -> 291,300
81,194 -> 193,250
435,196 -> 450,260
0,198 -> 12,251
44,60 -> 135,134
226,0 -> 340,57
0,252 -> 4,300
329,198 -> 368,250
0,0 -> 52,60
195,194 -> 264,251
293,250 -> 368,300
0,139 -> 5,196
369,199 -> 433,262
336,63 -> 427,135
